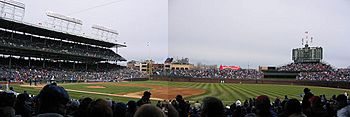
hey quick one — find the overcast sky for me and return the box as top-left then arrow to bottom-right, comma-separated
16,0 -> 168,64
169,0 -> 350,68
14,0 -> 350,68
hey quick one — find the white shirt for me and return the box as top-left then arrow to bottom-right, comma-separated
236,100 -> 242,107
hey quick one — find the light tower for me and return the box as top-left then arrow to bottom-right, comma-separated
0,0 -> 25,21
45,12 -> 83,34
91,25 -> 118,43
301,31 -> 314,47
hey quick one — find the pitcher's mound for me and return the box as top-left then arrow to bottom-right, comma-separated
115,84 -> 206,100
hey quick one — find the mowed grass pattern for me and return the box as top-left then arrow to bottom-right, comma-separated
132,81 -> 349,103
8,81 -> 350,104
9,83 -> 148,103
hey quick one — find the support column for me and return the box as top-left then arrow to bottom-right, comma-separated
85,63 -> 88,71
9,56 -> 12,68
28,57 -> 31,67
42,58 -> 45,68
73,61 -> 76,71
96,62 -> 99,70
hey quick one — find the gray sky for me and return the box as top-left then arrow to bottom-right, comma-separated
12,0 -> 350,68
16,0 -> 168,63
169,0 -> 350,68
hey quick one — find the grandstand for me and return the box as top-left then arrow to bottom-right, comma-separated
0,0 -> 142,82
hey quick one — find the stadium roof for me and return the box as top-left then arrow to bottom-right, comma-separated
0,18 -> 126,48
0,44 -> 126,62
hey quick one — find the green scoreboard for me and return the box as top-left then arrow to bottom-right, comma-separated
292,44 -> 323,63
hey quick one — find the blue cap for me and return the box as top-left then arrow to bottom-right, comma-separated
38,84 -> 69,103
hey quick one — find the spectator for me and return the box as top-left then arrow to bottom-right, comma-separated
173,95 -> 189,117
336,94 -> 350,117
236,99 -> 242,107
75,97 -> 93,117
200,97 -> 225,117
88,99 -> 113,117
309,96 -> 328,117
156,101 -> 162,108
302,88 -> 313,114
137,91 -> 152,107
134,104 -> 166,117
279,98 -> 306,117
36,84 -> 69,117
113,102 -> 127,117
255,95 -> 277,117
0,92 -> 16,117
126,101 -> 137,117
193,101 -> 201,110
14,93 -> 32,117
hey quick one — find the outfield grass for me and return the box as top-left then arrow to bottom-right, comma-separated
9,83 -> 144,102
8,81 -> 350,104
130,81 -> 349,103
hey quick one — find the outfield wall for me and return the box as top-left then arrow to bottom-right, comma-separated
151,76 -> 350,89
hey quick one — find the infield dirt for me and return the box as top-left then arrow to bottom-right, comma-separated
114,83 -> 206,100
20,83 -> 207,100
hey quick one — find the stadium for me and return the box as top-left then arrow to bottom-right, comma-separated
0,0 -> 350,117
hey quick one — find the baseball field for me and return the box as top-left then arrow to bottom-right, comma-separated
9,80 -> 350,104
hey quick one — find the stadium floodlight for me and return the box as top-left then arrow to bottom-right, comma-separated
45,11 -> 83,34
0,0 -> 25,21
91,25 -> 118,42
301,31 -> 314,46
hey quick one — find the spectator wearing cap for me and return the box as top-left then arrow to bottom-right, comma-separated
137,91 -> 152,107
302,88 -> 313,113
336,94 -> 350,117
174,95 -> 189,117
36,84 -> 70,117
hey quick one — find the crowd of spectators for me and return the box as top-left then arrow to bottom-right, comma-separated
0,65 -> 147,82
0,57 -> 147,82
278,62 -> 333,72
1,66 -> 147,83
1,84 -> 350,117
297,69 -> 350,81
155,69 -> 264,79
0,32 -> 122,60
277,62 -> 350,81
